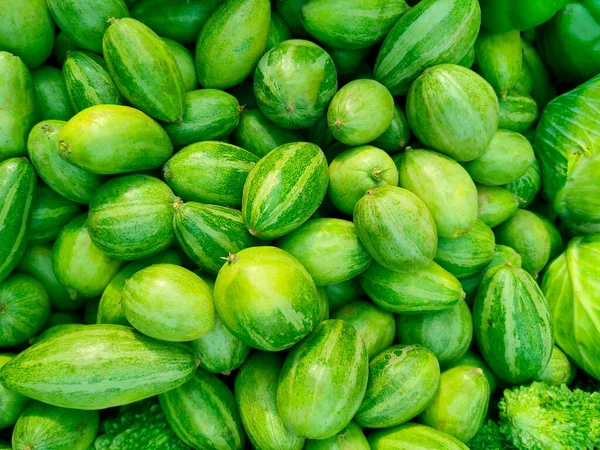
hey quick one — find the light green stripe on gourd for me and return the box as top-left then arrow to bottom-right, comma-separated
474,30 -> 522,97
160,369 -> 245,450
267,12 -> 292,51
234,352 -> 305,450
28,185 -> 80,244
0,324 -> 198,410
504,158 -> 541,207
536,345 -> 576,386
498,90 -> 538,132
368,423 -> 469,450
0,354 -> 29,430
305,422 -> 370,449
371,104 -> 411,153
476,185 -> 519,228
162,38 -> 198,92
31,66 -> 74,121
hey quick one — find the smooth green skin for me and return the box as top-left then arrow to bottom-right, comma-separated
0,354 -> 29,430
12,401 -> 98,450
103,18 -> 185,122
354,186 -> 438,271
254,39 -> 338,129
160,369 -> 245,450
445,350 -> 498,393
17,244 -> 84,312
328,145 -> 398,216
122,264 -> 215,342
332,300 -> 395,359
300,0 -> 409,49
520,39 -> 553,110
276,0 -> 309,37
368,423 -> 469,450
504,158 -> 541,208
536,345 -> 576,386
480,0 -> 567,32
305,422 -> 369,449
397,300 -> 473,366
466,130 -> 535,186
234,352 -> 305,450
474,30 -> 522,97
47,0 -> 128,53
407,64 -> 499,162
63,51 -> 124,112
0,158 -> 35,283
277,218 -> 373,286
435,220 -> 496,279
242,142 -> 329,239
27,120 -> 105,204
476,185 -> 519,228
498,90 -> 538,133
327,47 -> 368,78
326,277 -> 365,312
0,0 -> 54,69
232,109 -> 303,158
473,264 -> 553,384
30,323 -> 86,343
196,0 -> 270,89
0,52 -> 38,160
356,345 -> 440,428
57,105 -> 174,175
457,46 -> 475,68
164,89 -> 240,148
162,38 -> 198,92
398,148 -> 477,238
371,104 -> 411,153
537,0 -> 600,84
163,141 -> 258,208
28,185 -> 80,244
88,174 -> 176,260
360,261 -> 463,314
31,66 -> 74,121
277,320 -> 369,439
132,0 -> 220,44
52,214 -> 123,297
328,79 -> 394,146
214,246 -> 320,351
374,0 -> 480,95
173,202 -> 261,274
0,324 -> 198,409
53,31 -> 78,65
420,366 -> 490,443
535,74 -> 600,233
0,274 -> 50,347
267,11 -> 292,51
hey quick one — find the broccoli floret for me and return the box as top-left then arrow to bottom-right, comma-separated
93,398 -> 189,450
468,420 -> 517,450
499,381 -> 600,450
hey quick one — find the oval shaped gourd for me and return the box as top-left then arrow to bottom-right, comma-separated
103,18 -> 185,122
232,109 -> 302,158
57,105 -> 173,175
536,345 -> 576,386
29,185 -> 80,244
368,423 -> 469,450
504,158 -> 541,208
163,141 -> 258,208
0,52 -> 38,160
498,90 -> 538,132
53,214 -> 123,297
277,218 -> 373,286
476,185 -> 519,228
162,38 -> 198,92
0,354 -> 29,430
0,0 -> 54,69
254,39 -> 338,129
63,51 -> 123,112
12,401 -> 99,450
267,11 -> 292,51
196,0 -> 270,89
374,0 -> 480,96
0,158 -> 36,283
327,79 -> 395,146
47,0 -> 128,53
132,0 -> 220,44
243,142 -> 329,239
398,148 -> 478,238
327,277 -> 365,312
435,220 -> 496,279
445,350 -> 498,393
328,146 -> 398,216
305,422 -> 369,450
235,352 -> 305,450
397,300 -> 473,365
354,186 -> 438,271
360,261 -> 463,314
174,202 -> 261,275
215,247 -> 320,351
160,369 -> 245,450
164,89 -> 240,148
473,264 -> 553,383
31,66 -> 74,121
474,30 -> 522,97
88,174 -> 176,260
27,120 -> 105,204
277,320 -> 369,439
371,104 -> 411,153
420,366 -> 490,443
406,64 -> 499,162
356,344 -> 440,428
0,324 -> 198,409
332,301 -> 395,359
520,39 -> 554,110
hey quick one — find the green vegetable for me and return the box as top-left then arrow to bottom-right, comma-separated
326,277 -> 365,312
467,420 -> 516,450
498,90 -> 538,133
536,345 -> 577,386
28,185 -> 80,244
371,104 -> 411,153
31,66 -> 74,121
445,350 -> 498,393
0,353 -> 29,430
368,423 -> 469,450
479,0 -> 567,33
474,30 -> 522,97
162,38 -> 198,92
476,185 -> 519,228
504,158 -> 541,208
